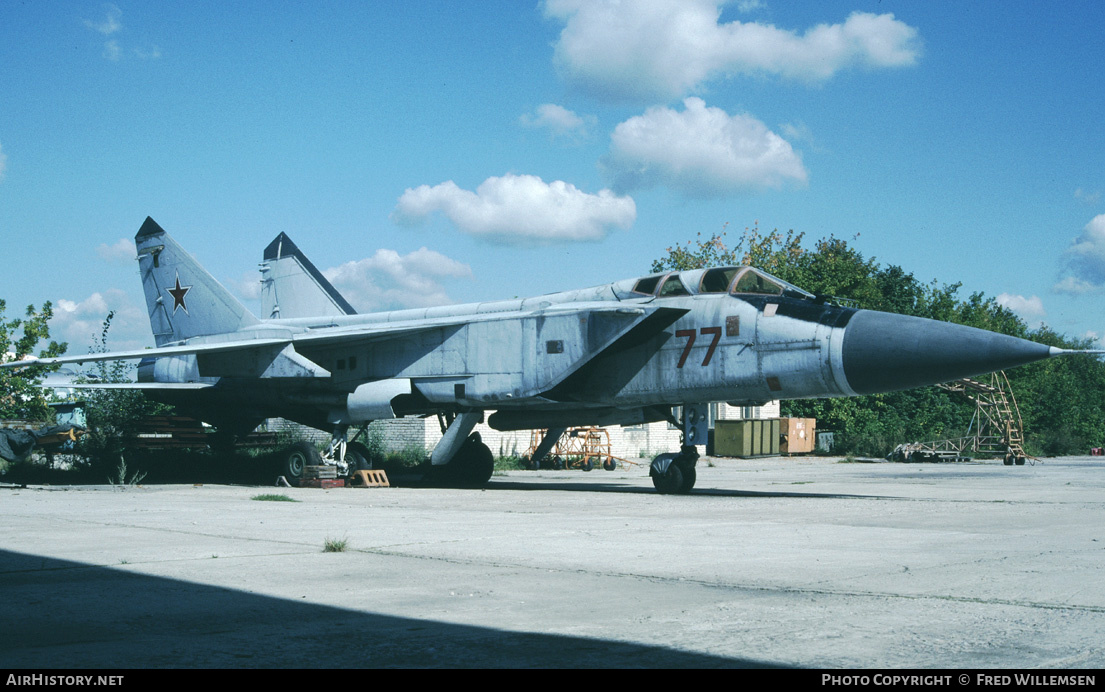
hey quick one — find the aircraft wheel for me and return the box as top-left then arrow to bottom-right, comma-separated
678,464 -> 697,493
469,441 -> 494,485
346,441 -> 370,471
454,437 -> 494,487
652,463 -> 683,494
282,441 -> 319,486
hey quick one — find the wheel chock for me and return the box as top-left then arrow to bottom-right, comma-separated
352,469 -> 390,487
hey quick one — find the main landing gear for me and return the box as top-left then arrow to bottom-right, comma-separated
649,403 -> 708,494
279,424 -> 371,487
428,411 -> 494,487
431,432 -> 494,487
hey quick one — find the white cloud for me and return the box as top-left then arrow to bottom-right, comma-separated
1075,188 -> 1102,206
392,173 -> 636,244
1055,215 -> 1105,294
1053,276 -> 1096,295
96,238 -> 134,264
84,4 -> 124,62
601,97 -> 807,197
735,0 -> 766,12
103,39 -> 122,61
83,5 -> 159,62
134,45 -> 162,60
323,248 -> 473,312
519,104 -> 596,139
231,271 -> 263,302
996,293 -> 1046,327
546,0 -> 921,101
51,289 -> 150,353
779,121 -> 814,144
84,4 -> 122,35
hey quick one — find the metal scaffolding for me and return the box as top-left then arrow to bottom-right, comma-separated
889,371 -> 1029,465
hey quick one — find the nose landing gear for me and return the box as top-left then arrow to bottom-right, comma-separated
650,446 -> 699,494
650,403 -> 707,494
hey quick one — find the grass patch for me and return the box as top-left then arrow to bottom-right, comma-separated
494,455 -> 525,472
251,493 -> 298,502
108,459 -> 147,488
384,446 -> 428,470
323,536 -> 349,553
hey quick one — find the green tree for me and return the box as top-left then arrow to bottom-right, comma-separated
76,312 -> 172,473
0,300 -> 67,421
651,223 -> 806,275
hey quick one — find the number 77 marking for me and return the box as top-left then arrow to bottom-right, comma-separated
676,326 -> 722,368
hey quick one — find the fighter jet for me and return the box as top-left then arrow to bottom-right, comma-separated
7,218 -> 1097,492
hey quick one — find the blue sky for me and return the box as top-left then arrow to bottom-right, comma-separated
1,1 -> 1103,353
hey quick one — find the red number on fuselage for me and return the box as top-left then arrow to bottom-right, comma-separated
676,327 -> 722,368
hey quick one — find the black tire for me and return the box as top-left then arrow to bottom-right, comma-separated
1014,456 -> 1025,466
346,441 -> 370,472
466,440 -> 494,486
652,463 -> 683,494
603,458 -> 617,471
551,456 -> 564,470
581,459 -> 594,472
282,441 -> 319,486
449,437 -> 494,487
678,464 -> 696,493
1004,454 -> 1015,466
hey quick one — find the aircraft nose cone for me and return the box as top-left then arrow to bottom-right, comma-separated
841,310 -> 1053,395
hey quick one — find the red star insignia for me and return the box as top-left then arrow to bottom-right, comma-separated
166,274 -> 191,314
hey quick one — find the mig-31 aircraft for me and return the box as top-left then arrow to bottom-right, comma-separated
7,217 -> 1094,492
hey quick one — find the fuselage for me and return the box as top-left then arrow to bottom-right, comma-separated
138,263 -> 1057,433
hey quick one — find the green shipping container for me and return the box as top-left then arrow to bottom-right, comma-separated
713,419 -> 781,458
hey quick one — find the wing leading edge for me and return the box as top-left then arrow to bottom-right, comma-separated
7,304 -> 689,401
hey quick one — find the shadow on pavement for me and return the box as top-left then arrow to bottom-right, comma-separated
0,549 -> 785,669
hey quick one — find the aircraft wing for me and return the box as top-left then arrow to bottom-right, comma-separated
1,337 -> 291,369
0,324 -> 444,371
5,304 -> 689,392
45,382 -> 217,390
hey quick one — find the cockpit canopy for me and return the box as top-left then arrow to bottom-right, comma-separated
631,266 -> 814,300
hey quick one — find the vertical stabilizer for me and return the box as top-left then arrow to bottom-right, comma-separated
135,217 -> 260,346
260,232 -> 356,320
